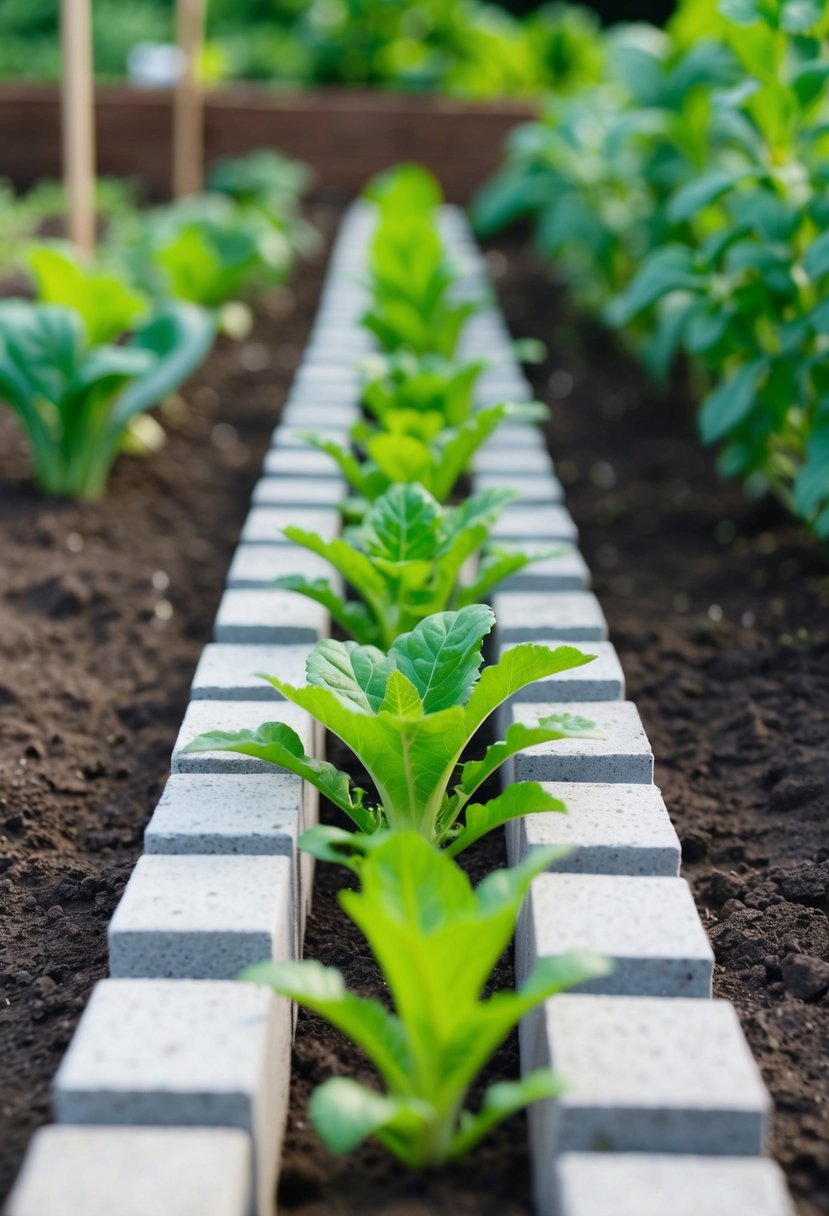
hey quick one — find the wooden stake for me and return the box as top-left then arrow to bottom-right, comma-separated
60,0 -> 96,257
173,0 -> 205,198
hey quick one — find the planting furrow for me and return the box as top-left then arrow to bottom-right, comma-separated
5,191 -> 796,1216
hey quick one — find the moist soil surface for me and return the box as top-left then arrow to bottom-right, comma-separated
1,213 -> 828,1216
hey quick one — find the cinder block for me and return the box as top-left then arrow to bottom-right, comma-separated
516,873 -> 713,996
214,589 -> 328,644
144,772 -> 316,945
4,1126 -> 252,1216
493,591 -> 608,644
108,854 -> 294,976
475,379 -> 533,406
504,782 -> 681,878
473,472 -> 564,504
522,995 -> 771,1163
492,505 -> 578,544
279,401 -> 357,430
482,425 -> 547,450
270,426 -> 350,452
499,640 -> 624,703
472,447 -> 555,477
497,546 -> 590,594
262,448 -> 344,479
53,979 -> 290,1216
282,384 -> 359,410
251,477 -> 344,509
552,1154 -> 795,1216
293,364 -> 360,388
227,545 -> 338,590
240,505 -> 340,545
172,700 -> 316,774
508,700 -> 654,784
191,643 -> 311,700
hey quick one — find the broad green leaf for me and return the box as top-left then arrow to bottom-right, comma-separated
28,244 -> 148,345
445,783 -> 567,856
699,358 -> 768,443
463,643 -> 596,737
310,1079 -> 430,1159
306,638 -> 392,712
804,231 -> 829,282
459,714 -> 602,797
378,669 -> 424,717
361,482 -> 440,562
389,605 -> 494,712
667,168 -> 756,224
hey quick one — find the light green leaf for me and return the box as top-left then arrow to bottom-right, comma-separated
306,638 -> 392,712
445,783 -> 567,856
389,605 -> 494,712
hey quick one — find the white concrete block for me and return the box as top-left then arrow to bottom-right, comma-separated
172,700 -> 316,774
4,1126 -> 252,1216
108,854 -> 294,976
516,873 -> 713,996
240,505 -> 340,545
191,643 -> 311,700
214,589 -> 329,644
473,472 -> 564,504
504,782 -> 681,878
522,995 -> 771,1161
552,1154 -> 795,1216
227,545 -> 337,590
144,772 -> 316,945
492,505 -> 578,544
262,448 -> 344,479
251,476 -> 344,509
497,546 -> 590,594
481,425 -> 547,450
472,447 -> 555,477
500,640 -> 624,703
283,383 -> 359,410
508,700 -> 654,784
293,364 -> 360,388
493,591 -> 608,644
53,979 -> 290,1216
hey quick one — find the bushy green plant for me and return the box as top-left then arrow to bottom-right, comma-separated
184,604 -> 600,857
26,243 -> 149,345
273,481 -> 558,649
244,831 -> 608,1166
0,299 -> 213,498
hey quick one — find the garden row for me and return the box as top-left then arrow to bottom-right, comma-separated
4,171 -> 793,1216
475,0 -> 829,545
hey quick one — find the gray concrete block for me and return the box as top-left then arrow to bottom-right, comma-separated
473,472 -> 564,504
4,1126 -> 253,1216
262,448 -> 344,480
499,640 -> 624,702
214,589 -> 329,644
293,364 -> 360,388
144,772 -> 316,946
282,384 -> 359,411
552,1154 -> 795,1216
492,505 -> 578,544
270,426 -> 351,452
172,700 -> 316,774
227,545 -> 338,590
251,476 -> 344,509
108,854 -> 294,976
481,425 -> 547,450
522,995 -> 771,1162
504,782 -> 681,878
516,873 -> 713,996
240,505 -> 340,545
508,700 -> 654,784
472,447 -> 555,477
498,547 -> 591,594
191,643 -> 311,700
493,591 -> 608,644
53,979 -> 290,1216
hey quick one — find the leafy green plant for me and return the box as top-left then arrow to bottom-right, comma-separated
26,243 -> 149,345
274,482 -> 558,649
363,213 -> 478,358
244,831 -> 608,1167
183,604 -> 601,857
308,398 -> 546,509
0,299 -> 213,498
207,149 -> 319,259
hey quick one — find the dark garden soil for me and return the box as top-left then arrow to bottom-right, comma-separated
0,205 -> 337,1205
2,209 -> 828,1216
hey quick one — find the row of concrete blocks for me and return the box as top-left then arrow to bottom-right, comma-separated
5,206 -> 792,1216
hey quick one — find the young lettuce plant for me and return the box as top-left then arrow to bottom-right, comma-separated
27,242 -> 149,345
183,604 -> 602,858
306,397 -> 546,507
0,299 -> 213,498
274,482 -> 559,649
243,832 -> 609,1167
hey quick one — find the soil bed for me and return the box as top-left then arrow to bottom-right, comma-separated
0,205 -> 336,1205
487,236 -> 829,1216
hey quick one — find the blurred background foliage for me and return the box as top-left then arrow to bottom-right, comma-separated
0,0 -> 672,97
